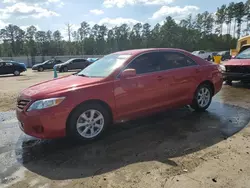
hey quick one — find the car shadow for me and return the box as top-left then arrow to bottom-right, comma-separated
15,101 -> 250,180
0,74 -> 24,78
230,82 -> 250,89
223,81 -> 250,89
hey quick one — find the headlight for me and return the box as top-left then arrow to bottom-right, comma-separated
27,97 -> 65,111
219,65 -> 226,72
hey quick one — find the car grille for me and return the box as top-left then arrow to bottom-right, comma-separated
17,99 -> 30,110
226,66 -> 250,73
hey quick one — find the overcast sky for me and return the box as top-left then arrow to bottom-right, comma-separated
0,0 -> 246,38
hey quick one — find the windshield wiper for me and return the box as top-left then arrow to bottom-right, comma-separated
77,73 -> 88,77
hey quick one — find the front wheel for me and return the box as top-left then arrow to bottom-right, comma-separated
67,103 -> 111,141
190,84 -> 212,112
13,70 -> 20,76
225,80 -> 232,86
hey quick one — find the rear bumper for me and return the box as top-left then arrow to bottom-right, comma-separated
222,72 -> 250,81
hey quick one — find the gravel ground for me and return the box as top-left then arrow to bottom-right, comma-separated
0,69 -> 250,188
0,70 -> 72,111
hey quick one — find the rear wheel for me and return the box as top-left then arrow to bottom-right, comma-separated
38,67 -> 44,72
67,103 -> 111,141
225,80 -> 232,86
63,66 -> 68,72
191,84 -> 212,112
13,70 -> 20,76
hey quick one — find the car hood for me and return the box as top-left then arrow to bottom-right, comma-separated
20,75 -> 103,99
224,59 -> 250,66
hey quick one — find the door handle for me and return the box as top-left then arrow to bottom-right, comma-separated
157,76 -> 164,81
195,68 -> 201,73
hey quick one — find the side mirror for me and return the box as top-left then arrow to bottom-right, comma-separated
120,69 -> 136,79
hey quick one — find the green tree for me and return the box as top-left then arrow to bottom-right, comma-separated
215,5 -> 227,35
78,21 -> 90,54
53,30 -> 62,55
142,23 -> 151,47
225,2 -> 235,35
234,2 -> 246,38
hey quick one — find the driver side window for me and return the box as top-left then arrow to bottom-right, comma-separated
72,59 -> 79,64
126,52 -> 160,75
0,62 -> 5,67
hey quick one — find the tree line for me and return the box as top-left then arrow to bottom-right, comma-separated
1,1 -> 250,57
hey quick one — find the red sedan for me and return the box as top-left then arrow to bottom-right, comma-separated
16,48 -> 223,140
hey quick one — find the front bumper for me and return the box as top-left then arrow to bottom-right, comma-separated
222,72 -> 250,81
16,107 -> 70,139
32,67 -> 38,70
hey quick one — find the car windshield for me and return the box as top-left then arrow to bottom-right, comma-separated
192,51 -> 199,55
43,60 -> 52,64
236,48 -> 250,59
77,54 -> 132,77
217,52 -> 224,55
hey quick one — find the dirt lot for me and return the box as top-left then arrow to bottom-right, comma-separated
0,69 -> 72,111
0,69 -> 250,188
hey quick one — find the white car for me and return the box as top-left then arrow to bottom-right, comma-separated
192,50 -> 214,61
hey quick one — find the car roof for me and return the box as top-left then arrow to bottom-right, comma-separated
113,48 -> 188,56
2,60 -> 16,63
71,58 -> 86,60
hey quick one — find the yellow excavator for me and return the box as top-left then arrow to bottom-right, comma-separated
231,35 -> 250,57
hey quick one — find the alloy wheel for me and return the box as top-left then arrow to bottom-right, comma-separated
197,87 -> 211,108
76,109 -> 105,139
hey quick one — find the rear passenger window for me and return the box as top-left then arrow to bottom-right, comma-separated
159,52 -> 197,70
74,59 -> 85,63
126,52 -> 160,74
6,63 -> 13,66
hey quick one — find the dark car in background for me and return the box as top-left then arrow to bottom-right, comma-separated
32,59 -> 62,72
54,58 -> 91,72
0,60 -> 27,76
217,51 -> 231,61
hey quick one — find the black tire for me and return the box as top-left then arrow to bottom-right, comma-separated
190,84 -> 212,112
67,103 -> 111,141
225,80 -> 232,86
38,67 -> 44,72
63,66 -> 68,72
207,56 -> 211,61
13,70 -> 20,76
